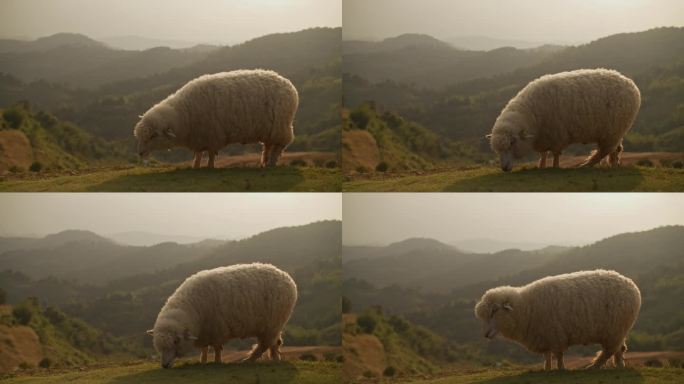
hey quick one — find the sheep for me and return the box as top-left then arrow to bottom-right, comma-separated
146,263 -> 297,368
133,69 -> 298,168
474,270 -> 641,370
487,69 -> 641,172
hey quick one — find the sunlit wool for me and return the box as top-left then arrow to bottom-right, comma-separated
133,69 -> 298,168
488,69 -> 641,171
148,263 -> 297,368
474,270 -> 641,370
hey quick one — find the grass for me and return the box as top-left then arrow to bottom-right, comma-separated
343,166 -> 684,192
1,360 -> 341,384
0,165 -> 341,192
371,367 -> 684,384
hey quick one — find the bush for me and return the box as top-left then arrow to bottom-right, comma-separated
18,362 -> 32,370
290,159 -> 307,167
0,288 -> 6,305
29,162 -> 43,172
2,107 -> 26,129
355,166 -> 368,174
12,306 -> 33,325
375,161 -> 389,172
38,358 -> 52,368
383,366 -> 397,377
644,359 -> 663,367
299,353 -> 317,361
362,370 -> 374,378
636,159 -> 654,167
672,160 -> 683,169
342,296 -> 351,314
8,165 -> 23,173
325,160 -> 337,169
356,314 -> 377,334
349,109 -> 370,129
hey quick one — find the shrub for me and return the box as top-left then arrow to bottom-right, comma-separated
383,366 -> 397,377
342,296 -> 351,314
29,162 -> 43,173
0,288 -> 6,305
2,108 -> 26,129
636,159 -> 654,167
38,358 -> 52,368
12,305 -> 32,325
355,166 -> 368,174
672,160 -> 683,169
349,109 -> 370,129
644,359 -> 663,367
299,353 -> 317,361
290,159 -> 307,167
356,314 -> 377,334
325,160 -> 337,169
18,362 -> 32,370
362,370 -> 374,378
8,165 -> 23,173
375,161 -> 389,172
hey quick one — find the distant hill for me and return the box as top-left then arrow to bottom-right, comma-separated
99,35 -> 209,51
0,33 -> 106,53
0,221 -> 342,348
343,226 -> 684,362
344,27 -> 684,154
446,35 -> 556,51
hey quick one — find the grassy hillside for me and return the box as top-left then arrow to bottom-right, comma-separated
0,164 -> 341,192
343,164 -> 684,192
1,360 -> 341,384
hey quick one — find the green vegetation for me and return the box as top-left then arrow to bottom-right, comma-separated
343,166 -> 684,192
1,360 -> 341,384
392,367 -> 684,384
0,164 -> 340,192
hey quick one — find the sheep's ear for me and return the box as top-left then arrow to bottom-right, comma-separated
146,329 -> 154,336
138,114 -> 144,119
503,303 -> 513,312
485,134 -> 493,139
164,127 -> 176,138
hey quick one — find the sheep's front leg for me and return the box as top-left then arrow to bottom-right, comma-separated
193,152 -> 203,168
538,151 -> 548,169
555,351 -> 565,370
207,151 -> 217,169
213,344 -> 222,363
200,346 -> 208,363
544,352 -> 552,371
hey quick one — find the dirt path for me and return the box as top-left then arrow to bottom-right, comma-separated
563,351 -> 684,369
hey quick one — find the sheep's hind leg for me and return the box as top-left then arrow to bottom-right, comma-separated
608,144 -> 623,168
544,352 -> 552,371
261,143 -> 273,167
579,148 -> 610,168
269,334 -> 283,361
538,152 -> 548,169
213,344 -> 222,363
555,351 -> 565,370
243,341 -> 269,362
207,151 -> 218,169
552,151 -> 561,168
613,343 -> 627,368
267,143 -> 287,167
193,152 -> 203,168
200,346 -> 208,363
587,348 -> 613,369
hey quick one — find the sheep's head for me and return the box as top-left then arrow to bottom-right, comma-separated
488,113 -> 534,172
474,287 -> 519,340
146,325 -> 197,368
133,108 -> 178,163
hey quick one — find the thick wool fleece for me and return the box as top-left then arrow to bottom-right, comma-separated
134,69 -> 298,166
152,263 -> 297,361
475,270 -> 641,369
489,69 -> 640,168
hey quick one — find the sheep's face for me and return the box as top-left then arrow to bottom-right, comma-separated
475,292 -> 516,340
489,124 -> 534,172
133,117 -> 177,162
147,328 -> 197,369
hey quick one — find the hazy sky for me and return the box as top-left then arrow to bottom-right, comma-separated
0,0 -> 341,44
0,193 -> 341,239
343,193 -> 684,246
343,0 -> 684,44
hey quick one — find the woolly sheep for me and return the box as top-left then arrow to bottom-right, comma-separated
474,270 -> 641,370
147,263 -> 297,368
134,69 -> 298,168
487,69 -> 641,172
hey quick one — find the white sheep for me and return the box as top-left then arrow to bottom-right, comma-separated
487,69 -> 641,171
134,69 -> 298,168
474,269 -> 641,370
147,263 -> 297,368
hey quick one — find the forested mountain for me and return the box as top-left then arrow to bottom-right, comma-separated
343,226 -> 684,361
344,27 -> 684,160
0,27 -> 342,159
0,221 -> 342,348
